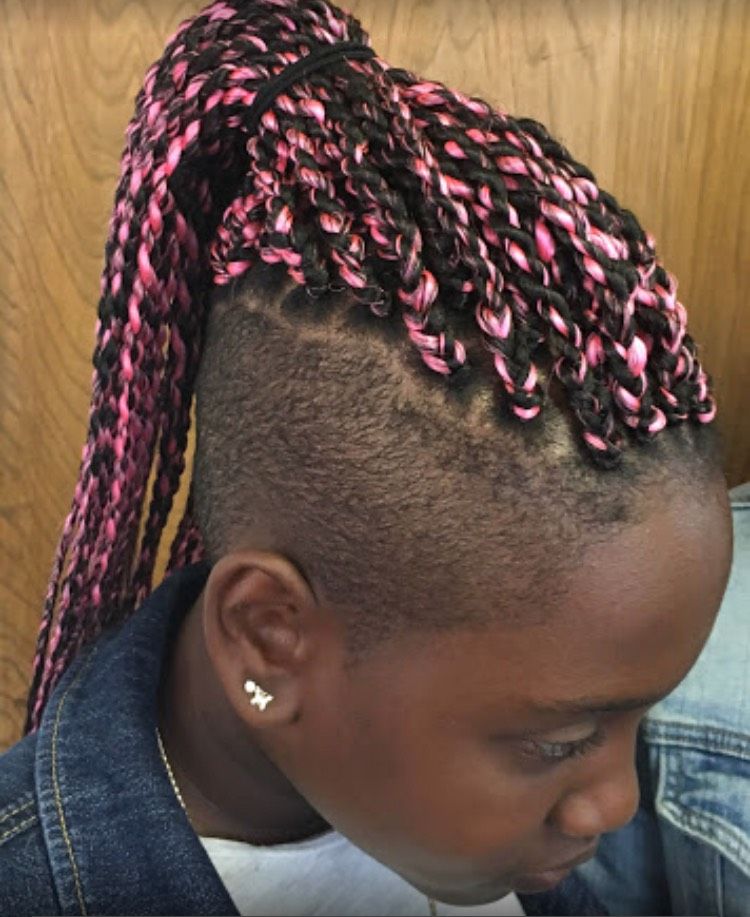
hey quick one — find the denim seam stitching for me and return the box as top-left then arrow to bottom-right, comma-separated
50,645 -> 100,917
644,718 -> 750,744
0,797 -> 34,823
645,734 -> 750,763
0,813 -> 38,845
642,721 -> 750,761
658,797 -> 750,878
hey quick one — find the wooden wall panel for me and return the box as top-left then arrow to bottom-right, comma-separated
1,0 -> 748,749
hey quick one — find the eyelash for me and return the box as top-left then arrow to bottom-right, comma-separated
521,726 -> 607,764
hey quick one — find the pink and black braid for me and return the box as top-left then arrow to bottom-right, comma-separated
24,0 -> 716,734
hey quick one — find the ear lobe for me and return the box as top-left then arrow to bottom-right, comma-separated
200,561 -> 303,732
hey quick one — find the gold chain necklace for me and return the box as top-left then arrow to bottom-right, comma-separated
155,725 -> 190,815
155,727 -> 438,916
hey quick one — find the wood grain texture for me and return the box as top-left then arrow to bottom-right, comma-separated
1,0 -> 748,749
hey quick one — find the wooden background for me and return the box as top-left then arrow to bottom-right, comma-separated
1,0 -> 748,750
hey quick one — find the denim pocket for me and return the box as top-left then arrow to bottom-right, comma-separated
642,720 -> 750,916
644,721 -> 750,878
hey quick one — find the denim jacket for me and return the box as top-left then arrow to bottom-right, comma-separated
574,487 -> 750,916
0,558 -> 607,915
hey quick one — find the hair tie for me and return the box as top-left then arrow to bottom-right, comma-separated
245,41 -> 376,134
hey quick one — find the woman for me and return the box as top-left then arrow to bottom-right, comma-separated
0,1 -> 733,913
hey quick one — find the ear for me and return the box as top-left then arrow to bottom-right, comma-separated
201,549 -> 319,730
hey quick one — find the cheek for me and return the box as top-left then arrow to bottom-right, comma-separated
392,737 -> 556,860
297,701 -> 554,872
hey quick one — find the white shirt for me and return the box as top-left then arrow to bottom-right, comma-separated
199,830 -> 526,916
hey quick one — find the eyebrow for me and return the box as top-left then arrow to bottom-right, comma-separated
531,692 -> 668,717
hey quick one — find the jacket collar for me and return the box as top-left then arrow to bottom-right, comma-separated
34,560 -> 239,915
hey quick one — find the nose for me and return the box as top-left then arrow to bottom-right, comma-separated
546,731 -> 642,838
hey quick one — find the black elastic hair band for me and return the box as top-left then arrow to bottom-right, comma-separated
245,41 -> 376,134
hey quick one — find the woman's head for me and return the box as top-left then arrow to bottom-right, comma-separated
24,0 -> 732,895
182,256 -> 729,903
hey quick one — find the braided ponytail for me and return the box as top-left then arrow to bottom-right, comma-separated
24,0 -> 716,734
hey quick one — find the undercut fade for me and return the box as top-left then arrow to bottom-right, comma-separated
192,261 -> 721,666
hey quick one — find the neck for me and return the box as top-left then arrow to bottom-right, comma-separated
156,592 -> 332,845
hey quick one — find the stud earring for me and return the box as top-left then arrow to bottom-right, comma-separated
244,679 -> 274,711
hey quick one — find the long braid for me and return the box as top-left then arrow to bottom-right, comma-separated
24,0 -> 716,734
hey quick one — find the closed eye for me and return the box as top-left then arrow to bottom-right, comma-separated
519,726 -> 607,764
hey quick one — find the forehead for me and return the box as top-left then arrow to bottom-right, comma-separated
375,483 -> 733,723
